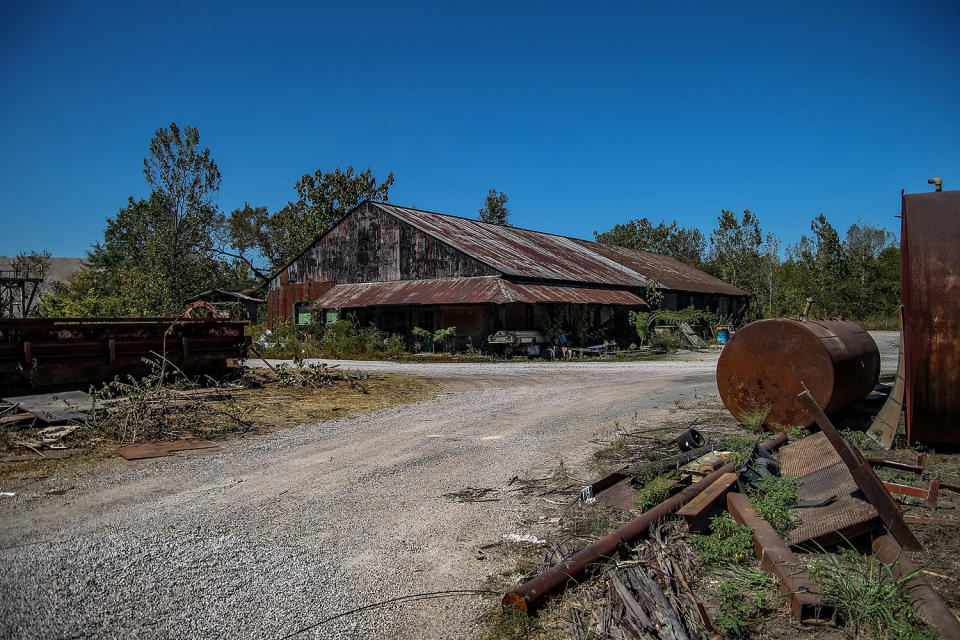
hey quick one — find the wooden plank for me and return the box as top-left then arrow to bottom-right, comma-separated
676,472 -> 738,530
867,315 -> 905,449
679,322 -> 706,347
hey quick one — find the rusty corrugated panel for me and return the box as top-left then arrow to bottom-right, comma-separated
311,277 -> 646,308
373,203 -> 652,287
716,318 -> 879,427
901,189 -> 960,446
578,240 -> 749,296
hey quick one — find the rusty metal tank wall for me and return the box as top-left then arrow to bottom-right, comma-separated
717,318 -> 879,428
901,190 -> 960,446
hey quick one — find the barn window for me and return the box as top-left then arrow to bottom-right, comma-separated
293,301 -> 312,325
324,309 -> 339,324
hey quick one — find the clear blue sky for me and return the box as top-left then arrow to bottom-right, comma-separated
2,1 -> 957,258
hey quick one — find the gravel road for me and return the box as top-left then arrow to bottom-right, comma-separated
0,334 -> 897,640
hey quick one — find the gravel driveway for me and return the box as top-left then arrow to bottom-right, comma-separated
0,355 -> 719,640
0,334 -> 897,639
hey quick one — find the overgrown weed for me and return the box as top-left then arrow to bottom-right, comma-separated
711,566 -> 778,638
635,473 -> 678,510
808,547 -> 934,639
747,475 -> 799,535
739,406 -> 771,433
692,513 -> 754,565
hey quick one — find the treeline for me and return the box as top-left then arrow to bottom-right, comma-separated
595,210 -> 900,323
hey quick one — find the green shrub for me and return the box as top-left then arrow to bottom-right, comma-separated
739,406 -> 770,432
411,326 -> 432,352
629,306 -> 718,345
648,331 -> 683,352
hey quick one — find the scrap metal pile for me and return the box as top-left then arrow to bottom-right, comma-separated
500,188 -> 960,637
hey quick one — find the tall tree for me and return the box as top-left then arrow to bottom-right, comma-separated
478,189 -> 510,226
842,220 -> 899,319
787,214 -> 847,316
43,123 -> 250,317
706,210 -> 765,314
594,218 -> 705,265
227,167 -> 395,273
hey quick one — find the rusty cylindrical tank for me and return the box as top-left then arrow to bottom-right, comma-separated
717,318 -> 879,428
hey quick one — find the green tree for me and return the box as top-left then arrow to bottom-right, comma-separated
706,210 -> 765,316
228,166 -> 395,273
787,214 -> 847,316
478,189 -> 510,226
43,123 -> 251,317
594,218 -> 705,265
842,220 -> 898,319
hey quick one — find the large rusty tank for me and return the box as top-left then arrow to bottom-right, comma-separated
717,318 -> 880,428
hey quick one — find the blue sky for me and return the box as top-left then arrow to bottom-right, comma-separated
1,1 -> 958,258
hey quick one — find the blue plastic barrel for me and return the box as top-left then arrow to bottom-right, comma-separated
717,328 -> 729,344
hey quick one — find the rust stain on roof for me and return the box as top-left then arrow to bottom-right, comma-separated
373,203 -> 652,288
575,240 -> 749,296
313,277 -> 646,308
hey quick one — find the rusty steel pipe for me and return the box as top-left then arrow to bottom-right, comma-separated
503,433 -> 788,615
717,318 -> 879,428
873,535 -> 960,638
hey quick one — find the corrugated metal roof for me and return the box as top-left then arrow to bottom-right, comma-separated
577,241 -> 749,296
313,277 -> 646,308
372,203 -> 652,288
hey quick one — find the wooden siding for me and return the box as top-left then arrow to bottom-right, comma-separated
277,202 -> 497,288
267,282 -> 335,328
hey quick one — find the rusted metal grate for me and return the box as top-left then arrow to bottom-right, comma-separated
779,432 -> 881,547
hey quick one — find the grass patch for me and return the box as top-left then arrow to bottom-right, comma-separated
635,472 -> 678,510
809,548 -> 934,639
747,475 -> 799,536
842,428 -> 871,449
719,434 -> 757,452
233,371 -> 435,428
565,511 -> 622,539
483,607 -> 542,640
711,567 -> 778,639
692,513 -> 755,565
739,406 -> 770,433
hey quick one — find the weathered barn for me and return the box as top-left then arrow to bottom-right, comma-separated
266,202 -> 746,348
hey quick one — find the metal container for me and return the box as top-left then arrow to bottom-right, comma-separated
716,318 -> 879,428
901,189 -> 960,446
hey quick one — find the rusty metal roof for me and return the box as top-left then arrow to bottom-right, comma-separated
372,203 -> 652,287
576,240 -> 749,296
313,277 -> 646,308
371,203 -> 744,295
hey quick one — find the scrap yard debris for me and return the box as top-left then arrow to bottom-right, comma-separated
1,355 -> 429,468
489,385 -> 960,640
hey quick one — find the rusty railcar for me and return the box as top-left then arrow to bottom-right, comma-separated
901,189 -> 960,446
0,317 -> 249,389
